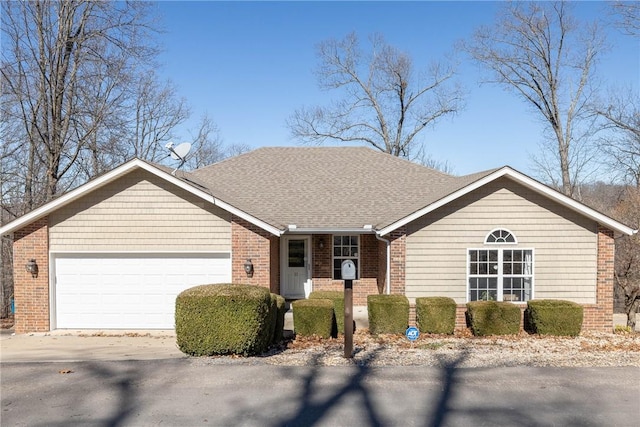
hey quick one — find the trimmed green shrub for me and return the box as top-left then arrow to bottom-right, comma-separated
292,299 -> 335,338
310,290 -> 345,334
525,299 -> 583,336
175,284 -> 273,356
466,301 -> 521,336
367,294 -> 409,335
272,293 -> 286,343
416,297 -> 457,335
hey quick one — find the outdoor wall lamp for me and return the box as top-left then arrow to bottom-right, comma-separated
25,259 -> 38,278
319,238 -> 324,249
244,259 -> 254,276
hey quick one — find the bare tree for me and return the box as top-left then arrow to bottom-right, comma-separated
595,89 -> 640,187
1,0 -> 158,320
125,73 -> 190,163
1,0 -> 159,203
612,187 -> 640,328
181,116 -> 252,170
610,1 -> 640,36
182,115 -> 225,170
222,143 -> 252,160
581,182 -> 640,329
411,145 -> 456,174
463,2 -> 605,196
288,32 -> 463,158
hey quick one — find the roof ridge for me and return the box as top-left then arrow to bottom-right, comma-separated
192,145 -> 454,178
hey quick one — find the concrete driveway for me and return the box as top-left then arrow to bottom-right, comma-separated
0,330 -> 185,363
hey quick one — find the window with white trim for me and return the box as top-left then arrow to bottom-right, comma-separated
485,228 -> 517,244
333,235 -> 359,279
468,230 -> 533,302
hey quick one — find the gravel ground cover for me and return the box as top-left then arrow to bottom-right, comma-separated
202,329 -> 640,368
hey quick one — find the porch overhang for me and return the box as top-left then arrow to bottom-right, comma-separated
284,225 -> 377,235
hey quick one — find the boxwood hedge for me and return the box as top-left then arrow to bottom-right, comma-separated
272,293 -> 287,343
525,299 -> 583,336
292,298 -> 335,338
416,297 -> 457,335
367,294 -> 409,335
466,301 -> 521,336
175,284 -> 275,356
309,290 -> 345,334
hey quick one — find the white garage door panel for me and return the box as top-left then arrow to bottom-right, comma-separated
55,254 -> 231,329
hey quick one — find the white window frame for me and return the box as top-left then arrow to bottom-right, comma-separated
467,247 -> 535,303
332,235 -> 360,280
484,228 -> 518,244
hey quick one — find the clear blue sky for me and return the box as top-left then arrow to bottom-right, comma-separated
155,1 -> 639,177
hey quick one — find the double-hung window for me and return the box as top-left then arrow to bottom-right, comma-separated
468,229 -> 533,302
333,235 -> 359,279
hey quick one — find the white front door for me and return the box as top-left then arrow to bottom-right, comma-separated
282,236 -> 311,298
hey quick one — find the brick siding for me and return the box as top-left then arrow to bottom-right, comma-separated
311,233 -> 380,305
13,217 -> 50,333
389,227 -> 406,295
377,237 -> 388,293
582,226 -> 615,331
231,216 -> 278,293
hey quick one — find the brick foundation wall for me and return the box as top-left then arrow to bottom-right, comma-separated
13,217 -> 50,333
231,216 -> 278,293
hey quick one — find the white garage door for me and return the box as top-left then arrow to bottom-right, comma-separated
54,254 -> 231,329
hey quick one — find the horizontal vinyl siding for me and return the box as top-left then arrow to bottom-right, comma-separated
405,178 -> 598,304
49,169 -> 231,252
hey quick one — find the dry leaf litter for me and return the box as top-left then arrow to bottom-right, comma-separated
199,329 -> 640,368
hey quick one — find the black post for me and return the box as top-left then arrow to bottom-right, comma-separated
344,279 -> 353,358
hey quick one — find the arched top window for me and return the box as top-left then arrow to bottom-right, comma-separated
485,229 -> 517,244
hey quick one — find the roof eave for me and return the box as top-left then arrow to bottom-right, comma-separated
378,167 -> 637,237
212,198 -> 283,236
1,159 -> 154,236
0,159 -> 283,237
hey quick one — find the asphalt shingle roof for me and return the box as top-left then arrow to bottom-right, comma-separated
190,147 -> 499,231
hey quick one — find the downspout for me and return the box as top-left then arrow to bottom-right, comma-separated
375,233 -> 391,295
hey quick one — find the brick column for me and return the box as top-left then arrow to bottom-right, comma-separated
388,227 -> 406,295
583,226 -> 615,332
13,217 -> 50,333
231,216 -> 278,293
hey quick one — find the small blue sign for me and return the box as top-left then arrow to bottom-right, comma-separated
406,326 -> 420,342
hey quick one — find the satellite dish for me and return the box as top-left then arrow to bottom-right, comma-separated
167,142 -> 191,160
165,141 -> 191,175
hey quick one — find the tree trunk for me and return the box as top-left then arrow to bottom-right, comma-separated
626,299 -> 639,329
